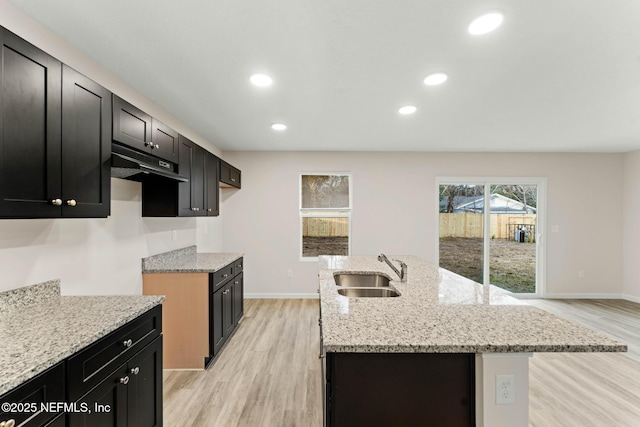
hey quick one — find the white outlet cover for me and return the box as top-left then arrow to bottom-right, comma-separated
496,374 -> 515,404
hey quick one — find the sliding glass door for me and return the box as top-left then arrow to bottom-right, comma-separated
437,178 -> 545,297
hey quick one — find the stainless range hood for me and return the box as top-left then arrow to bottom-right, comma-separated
111,143 -> 188,182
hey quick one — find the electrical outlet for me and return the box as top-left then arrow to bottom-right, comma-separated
578,270 -> 585,278
287,270 -> 293,278
171,230 -> 177,241
496,374 -> 515,404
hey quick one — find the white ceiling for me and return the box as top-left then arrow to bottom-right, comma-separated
9,0 -> 640,152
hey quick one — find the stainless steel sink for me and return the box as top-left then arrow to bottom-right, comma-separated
337,288 -> 399,298
333,272 -> 391,287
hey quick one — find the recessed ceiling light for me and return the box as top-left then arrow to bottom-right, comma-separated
271,123 -> 287,131
250,73 -> 273,87
468,12 -> 504,35
398,105 -> 417,115
424,73 -> 448,86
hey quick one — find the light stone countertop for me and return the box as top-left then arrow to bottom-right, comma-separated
0,281 -> 164,396
319,255 -> 628,354
142,245 -> 243,274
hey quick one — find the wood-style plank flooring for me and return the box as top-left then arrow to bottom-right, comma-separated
163,298 -> 640,427
528,299 -> 640,426
163,299 -> 322,427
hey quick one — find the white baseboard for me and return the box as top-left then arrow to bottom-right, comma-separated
245,293 -> 319,299
544,292 -> 635,301
622,294 -> 640,304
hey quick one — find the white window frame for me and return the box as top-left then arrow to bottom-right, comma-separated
299,172 -> 352,262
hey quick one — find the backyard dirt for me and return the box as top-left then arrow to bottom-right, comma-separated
303,236 -> 349,257
439,237 -> 536,293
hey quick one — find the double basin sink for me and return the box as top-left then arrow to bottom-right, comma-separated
334,272 -> 399,298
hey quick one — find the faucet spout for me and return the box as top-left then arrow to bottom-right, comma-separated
377,253 -> 407,282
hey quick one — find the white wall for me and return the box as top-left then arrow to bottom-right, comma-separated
0,1 -> 223,294
623,150 -> 640,301
222,151 -> 624,297
0,179 -> 222,295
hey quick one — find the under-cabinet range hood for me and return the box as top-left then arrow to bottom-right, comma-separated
111,143 -> 188,182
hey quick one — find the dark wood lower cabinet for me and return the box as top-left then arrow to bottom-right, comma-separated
324,352 -> 475,427
68,336 -> 162,427
209,264 -> 244,361
1,307 -> 162,427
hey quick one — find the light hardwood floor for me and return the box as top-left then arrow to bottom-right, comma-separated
163,298 -> 640,427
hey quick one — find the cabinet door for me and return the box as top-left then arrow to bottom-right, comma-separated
177,135 -> 205,216
113,95 -> 152,153
204,153 -> 220,216
191,144 -> 205,214
219,160 -> 241,188
61,65 -> 111,218
177,136 -> 195,216
223,283 -> 235,338
150,118 -> 178,163
0,28 -> 62,218
211,287 -> 225,356
127,336 -> 163,427
233,272 -> 244,325
67,363 -> 128,427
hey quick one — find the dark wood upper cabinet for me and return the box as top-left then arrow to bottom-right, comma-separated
0,27 -> 62,218
112,95 -> 152,151
177,135 -> 204,216
0,28 -> 110,219
112,95 -> 178,164
142,135 -> 219,217
205,152 -> 220,216
61,65 -> 111,218
219,160 -> 241,189
151,119 -> 179,163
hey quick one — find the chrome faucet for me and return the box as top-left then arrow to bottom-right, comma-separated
377,254 -> 407,282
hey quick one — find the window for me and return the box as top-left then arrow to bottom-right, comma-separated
300,174 -> 351,259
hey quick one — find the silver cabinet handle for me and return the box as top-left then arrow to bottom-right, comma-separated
235,281 -> 239,285
130,366 -> 140,375
223,273 -> 228,278
231,178 -> 236,182
155,144 -> 160,149
1,420 -> 16,427
123,339 -> 133,348
120,376 -> 129,385
51,198 -> 62,206
145,142 -> 152,147
207,208 -> 212,212
66,199 -> 77,207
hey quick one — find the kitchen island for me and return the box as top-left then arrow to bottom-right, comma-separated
318,256 -> 626,427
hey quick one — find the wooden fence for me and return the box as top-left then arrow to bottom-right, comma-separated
303,217 -> 349,237
439,213 -> 537,239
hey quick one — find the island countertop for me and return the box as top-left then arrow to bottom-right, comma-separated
318,255 -> 627,354
0,280 -> 164,396
142,245 -> 243,274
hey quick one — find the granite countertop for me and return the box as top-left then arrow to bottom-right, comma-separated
0,280 -> 164,396
142,245 -> 244,273
319,255 -> 628,354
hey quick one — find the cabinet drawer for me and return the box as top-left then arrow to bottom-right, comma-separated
67,305 -> 162,401
0,362 -> 65,426
233,257 -> 244,274
211,264 -> 233,292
